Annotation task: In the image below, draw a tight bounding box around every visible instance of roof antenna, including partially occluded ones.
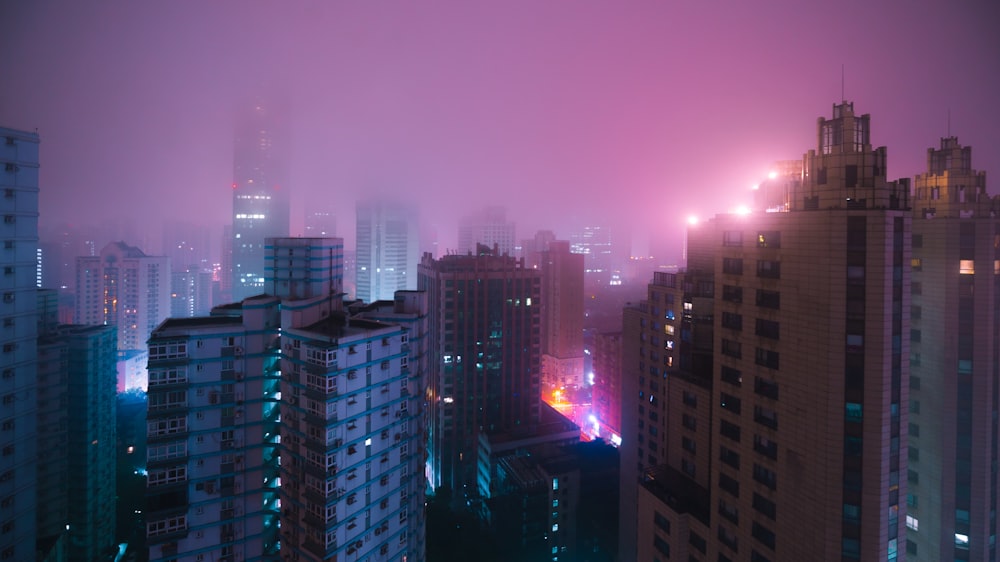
[841,64,845,102]
[947,108,951,137]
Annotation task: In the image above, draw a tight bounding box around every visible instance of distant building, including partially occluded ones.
[539,240,585,389]
[621,102,912,561]
[304,205,337,238]
[520,229,556,269]
[458,206,516,257]
[419,248,541,499]
[355,200,419,303]
[230,103,290,302]
[569,225,616,288]
[76,241,171,353]
[908,136,999,561]
[170,265,213,318]
[0,126,40,562]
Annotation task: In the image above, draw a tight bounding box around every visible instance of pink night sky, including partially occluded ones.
[1,0,999,259]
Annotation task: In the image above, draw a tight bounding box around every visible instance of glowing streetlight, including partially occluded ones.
[734,205,751,216]
[768,170,778,180]
[687,215,699,226]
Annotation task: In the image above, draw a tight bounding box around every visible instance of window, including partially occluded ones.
[720,420,741,442]
[722,258,743,275]
[755,348,779,370]
[721,339,742,359]
[720,393,742,415]
[753,463,777,490]
[756,231,780,248]
[718,473,740,497]
[754,319,779,340]
[720,445,740,469]
[753,434,777,460]
[752,492,776,519]
[721,366,742,386]
[752,522,776,549]
[682,436,696,454]
[754,377,778,400]
[723,231,743,247]
[681,413,697,431]
[722,312,743,331]
[756,260,780,279]
[755,290,780,309]
[754,406,778,430]
[722,285,743,303]
[653,511,671,534]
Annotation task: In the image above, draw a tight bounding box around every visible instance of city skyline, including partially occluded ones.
[1,1,998,258]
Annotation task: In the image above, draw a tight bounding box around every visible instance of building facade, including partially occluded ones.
[37,321,118,562]
[621,102,912,561]
[76,241,171,352]
[908,136,999,561]
[355,200,419,304]
[419,249,541,499]
[539,240,585,390]
[146,238,427,562]
[0,126,39,562]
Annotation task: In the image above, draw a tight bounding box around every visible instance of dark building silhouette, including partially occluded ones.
[419,246,541,499]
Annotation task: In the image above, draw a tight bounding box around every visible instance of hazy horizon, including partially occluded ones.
[3,0,999,263]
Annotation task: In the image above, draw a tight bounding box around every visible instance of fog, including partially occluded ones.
[2,0,999,262]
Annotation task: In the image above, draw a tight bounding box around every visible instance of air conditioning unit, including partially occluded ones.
[234,346,244,356]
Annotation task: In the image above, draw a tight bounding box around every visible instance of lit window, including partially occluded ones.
[552,478,559,491]
[906,515,918,531]
[960,260,975,275]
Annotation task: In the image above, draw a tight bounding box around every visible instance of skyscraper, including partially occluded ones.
[0,126,39,562]
[908,136,998,561]
[230,103,290,302]
[621,102,912,561]
[75,241,171,353]
[355,200,419,303]
[419,248,541,498]
[457,206,516,256]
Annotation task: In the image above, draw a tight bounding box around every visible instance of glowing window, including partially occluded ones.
[960,260,975,274]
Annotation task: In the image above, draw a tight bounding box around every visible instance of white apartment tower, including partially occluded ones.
[0,127,40,562]
[76,241,170,352]
[355,200,419,304]
[146,238,426,562]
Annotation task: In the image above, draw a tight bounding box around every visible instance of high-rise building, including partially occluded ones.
[0,126,39,562]
[621,102,912,561]
[569,225,616,288]
[355,200,419,303]
[170,265,214,318]
[908,136,999,561]
[304,205,336,238]
[419,248,541,498]
[76,241,171,353]
[591,330,623,445]
[146,238,427,562]
[37,318,117,562]
[230,103,290,302]
[539,240,585,389]
[457,206,516,257]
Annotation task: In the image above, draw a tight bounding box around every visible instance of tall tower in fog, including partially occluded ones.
[355,200,419,303]
[0,127,40,562]
[457,206,516,256]
[230,103,290,302]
